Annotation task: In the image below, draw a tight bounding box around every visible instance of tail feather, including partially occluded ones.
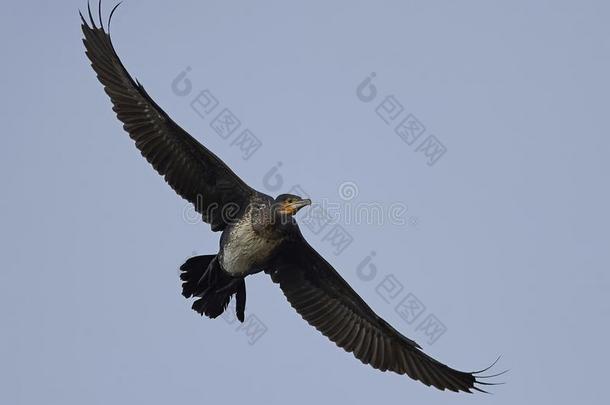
[191,290,232,319]
[180,255,215,298]
[180,254,247,321]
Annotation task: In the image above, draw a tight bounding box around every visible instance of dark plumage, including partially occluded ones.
[81,2,504,394]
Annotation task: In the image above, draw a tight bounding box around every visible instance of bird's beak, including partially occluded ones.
[292,198,312,211]
[285,198,312,214]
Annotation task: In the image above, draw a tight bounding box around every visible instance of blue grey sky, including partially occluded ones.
[1,0,609,404]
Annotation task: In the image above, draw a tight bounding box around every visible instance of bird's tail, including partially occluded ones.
[180,255,246,322]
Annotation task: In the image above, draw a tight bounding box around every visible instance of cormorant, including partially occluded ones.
[81,2,503,393]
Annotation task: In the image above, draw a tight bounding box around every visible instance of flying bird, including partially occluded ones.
[81,2,503,393]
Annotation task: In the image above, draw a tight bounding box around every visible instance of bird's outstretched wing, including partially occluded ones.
[268,231,501,393]
[81,3,254,231]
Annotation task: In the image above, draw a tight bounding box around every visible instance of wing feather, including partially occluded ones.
[268,231,500,393]
[81,3,254,231]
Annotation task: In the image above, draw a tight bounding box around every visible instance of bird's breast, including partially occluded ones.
[220,219,281,276]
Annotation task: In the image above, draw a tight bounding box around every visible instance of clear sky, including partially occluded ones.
[1,1,609,404]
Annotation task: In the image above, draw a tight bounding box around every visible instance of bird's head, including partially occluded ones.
[273,194,312,217]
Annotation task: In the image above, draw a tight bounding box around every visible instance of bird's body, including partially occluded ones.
[81,2,503,394]
[220,214,276,276]
[182,191,309,320]
[218,196,284,277]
